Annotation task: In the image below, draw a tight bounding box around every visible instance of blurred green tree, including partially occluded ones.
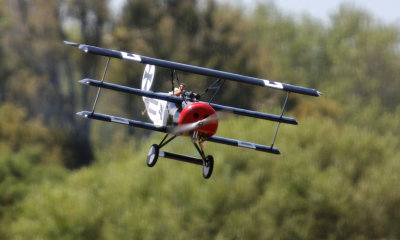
[324,5,400,123]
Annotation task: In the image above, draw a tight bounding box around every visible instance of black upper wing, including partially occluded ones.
[65,41,321,97]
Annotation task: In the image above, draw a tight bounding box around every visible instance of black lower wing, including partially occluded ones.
[207,136,280,154]
[77,111,279,154]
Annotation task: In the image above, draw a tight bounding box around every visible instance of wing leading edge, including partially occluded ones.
[65,41,321,97]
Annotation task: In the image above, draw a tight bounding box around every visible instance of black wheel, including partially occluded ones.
[147,144,159,167]
[203,155,214,179]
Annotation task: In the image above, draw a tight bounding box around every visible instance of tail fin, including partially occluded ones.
[141,64,167,126]
[141,64,155,91]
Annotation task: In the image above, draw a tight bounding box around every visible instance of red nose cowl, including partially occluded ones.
[178,102,218,137]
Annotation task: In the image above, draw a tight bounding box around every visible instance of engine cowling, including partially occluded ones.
[178,102,218,137]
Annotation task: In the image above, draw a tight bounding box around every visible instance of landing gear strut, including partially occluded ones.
[193,139,214,179]
[146,134,214,179]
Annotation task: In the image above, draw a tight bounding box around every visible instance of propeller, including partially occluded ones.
[168,113,219,136]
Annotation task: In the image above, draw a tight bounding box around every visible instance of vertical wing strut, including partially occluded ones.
[271,92,290,148]
[91,57,111,115]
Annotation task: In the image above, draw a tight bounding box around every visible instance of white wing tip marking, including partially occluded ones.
[238,141,257,149]
[263,80,284,89]
[121,52,142,62]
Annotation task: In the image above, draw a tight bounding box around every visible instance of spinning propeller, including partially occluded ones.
[168,113,219,136]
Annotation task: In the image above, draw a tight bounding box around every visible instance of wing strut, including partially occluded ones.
[91,57,111,114]
[170,69,182,93]
[271,92,290,148]
[200,78,226,104]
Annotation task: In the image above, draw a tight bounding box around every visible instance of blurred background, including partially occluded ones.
[1,0,399,239]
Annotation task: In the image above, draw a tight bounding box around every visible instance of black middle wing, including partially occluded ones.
[79,78,298,125]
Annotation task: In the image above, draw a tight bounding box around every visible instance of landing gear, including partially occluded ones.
[147,144,159,167]
[146,134,214,179]
[194,139,214,179]
[147,134,176,168]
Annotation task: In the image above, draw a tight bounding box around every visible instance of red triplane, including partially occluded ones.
[65,41,321,179]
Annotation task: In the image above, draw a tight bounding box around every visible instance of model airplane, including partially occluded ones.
[64,41,321,179]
